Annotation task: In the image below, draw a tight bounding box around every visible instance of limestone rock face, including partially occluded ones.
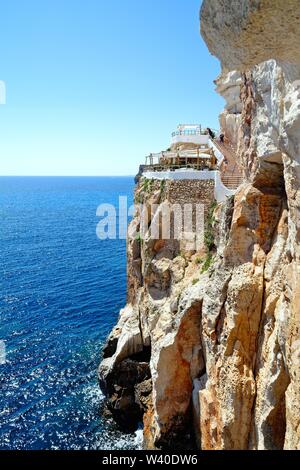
[216,71,242,147]
[99,179,212,447]
[201,0,300,71]
[191,173,285,449]
[199,0,300,451]
[99,0,300,450]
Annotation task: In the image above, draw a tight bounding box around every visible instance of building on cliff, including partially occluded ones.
[99,123,245,448]
[143,123,243,202]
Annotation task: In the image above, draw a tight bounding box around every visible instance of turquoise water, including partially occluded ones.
[0,176,140,449]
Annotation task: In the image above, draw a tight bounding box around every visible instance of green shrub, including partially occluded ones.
[201,253,214,273]
[204,200,217,251]
[142,178,153,193]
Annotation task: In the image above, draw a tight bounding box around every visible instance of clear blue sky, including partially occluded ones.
[0,0,223,176]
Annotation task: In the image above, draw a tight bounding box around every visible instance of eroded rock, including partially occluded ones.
[99,0,300,450]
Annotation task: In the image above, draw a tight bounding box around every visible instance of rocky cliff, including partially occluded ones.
[99,0,300,450]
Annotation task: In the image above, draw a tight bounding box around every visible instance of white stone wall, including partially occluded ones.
[171,134,210,146]
[142,169,236,203]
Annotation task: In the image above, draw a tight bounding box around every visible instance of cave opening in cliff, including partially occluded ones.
[129,345,151,363]
[253,154,285,195]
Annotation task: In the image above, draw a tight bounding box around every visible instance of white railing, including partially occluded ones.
[171,126,219,137]
[172,130,202,137]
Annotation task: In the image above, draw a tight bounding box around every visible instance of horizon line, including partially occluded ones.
[0,174,135,177]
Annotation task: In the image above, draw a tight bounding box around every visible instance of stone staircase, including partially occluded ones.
[212,139,243,190]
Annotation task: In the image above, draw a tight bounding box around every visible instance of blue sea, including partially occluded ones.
[0,176,141,450]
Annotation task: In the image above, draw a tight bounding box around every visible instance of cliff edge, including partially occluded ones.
[99,0,300,450]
